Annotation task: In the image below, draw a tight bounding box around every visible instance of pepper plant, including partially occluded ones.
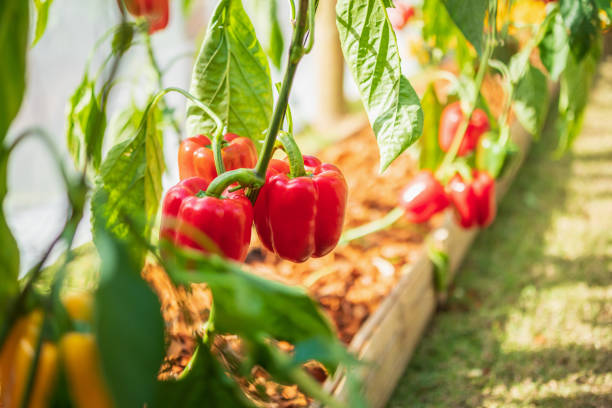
[0,0,609,407]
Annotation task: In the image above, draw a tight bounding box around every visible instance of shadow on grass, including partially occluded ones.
[387,68,612,408]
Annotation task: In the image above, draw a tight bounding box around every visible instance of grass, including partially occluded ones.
[387,61,612,407]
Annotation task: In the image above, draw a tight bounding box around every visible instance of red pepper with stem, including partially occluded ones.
[160,177,254,261]
[178,133,258,183]
[254,133,348,263]
[446,170,496,229]
[472,170,496,227]
[439,101,490,156]
[122,0,170,33]
[399,170,449,223]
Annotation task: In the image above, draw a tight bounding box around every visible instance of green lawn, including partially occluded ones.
[387,61,612,407]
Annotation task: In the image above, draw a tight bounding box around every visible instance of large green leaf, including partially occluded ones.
[560,0,599,61]
[511,61,549,136]
[0,0,28,139]
[94,225,165,408]
[186,0,273,143]
[539,13,570,81]
[32,0,54,46]
[91,105,164,267]
[0,0,28,321]
[169,255,336,347]
[336,0,423,172]
[442,0,487,56]
[153,345,255,408]
[419,84,444,170]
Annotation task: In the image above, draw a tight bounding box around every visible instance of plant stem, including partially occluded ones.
[145,33,183,138]
[248,0,311,202]
[205,168,264,197]
[338,207,404,246]
[277,132,305,177]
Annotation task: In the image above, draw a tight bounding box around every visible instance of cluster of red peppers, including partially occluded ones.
[160,133,348,263]
[399,102,497,229]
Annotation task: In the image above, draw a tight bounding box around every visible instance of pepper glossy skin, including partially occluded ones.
[0,310,58,408]
[254,156,348,263]
[439,102,490,156]
[399,170,449,223]
[60,333,114,408]
[123,0,169,33]
[447,174,478,228]
[178,134,258,182]
[160,177,253,261]
[387,1,415,30]
[472,170,497,227]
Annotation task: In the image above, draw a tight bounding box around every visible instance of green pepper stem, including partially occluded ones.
[277,132,306,177]
[205,168,264,198]
[338,207,404,246]
[248,0,311,202]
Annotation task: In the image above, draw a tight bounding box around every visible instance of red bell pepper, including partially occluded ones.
[122,0,170,34]
[399,170,449,223]
[472,170,496,227]
[160,177,253,261]
[178,133,258,183]
[439,101,490,157]
[387,1,415,31]
[254,156,348,263]
[447,174,478,228]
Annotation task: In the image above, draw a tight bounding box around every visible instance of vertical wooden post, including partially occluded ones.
[313,0,346,131]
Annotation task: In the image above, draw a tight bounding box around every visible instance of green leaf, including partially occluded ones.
[419,84,444,170]
[32,0,54,46]
[511,62,549,136]
[0,0,29,139]
[556,42,600,153]
[94,224,165,408]
[153,345,255,408]
[111,23,134,57]
[65,78,107,170]
[251,0,285,69]
[427,240,449,292]
[538,13,570,81]
[336,0,423,172]
[187,0,273,144]
[92,104,164,267]
[422,0,474,68]
[442,0,488,56]
[169,255,337,346]
[560,0,599,60]
[0,148,19,322]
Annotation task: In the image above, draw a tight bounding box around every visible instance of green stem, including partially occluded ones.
[437,37,495,174]
[145,33,183,138]
[248,0,311,202]
[338,207,404,246]
[205,168,264,197]
[277,132,305,177]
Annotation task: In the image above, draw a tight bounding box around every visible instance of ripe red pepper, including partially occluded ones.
[472,170,496,227]
[447,171,497,229]
[178,133,258,183]
[447,174,478,228]
[160,177,253,261]
[439,102,490,157]
[387,1,415,30]
[122,0,169,34]
[254,156,348,263]
[398,170,449,223]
